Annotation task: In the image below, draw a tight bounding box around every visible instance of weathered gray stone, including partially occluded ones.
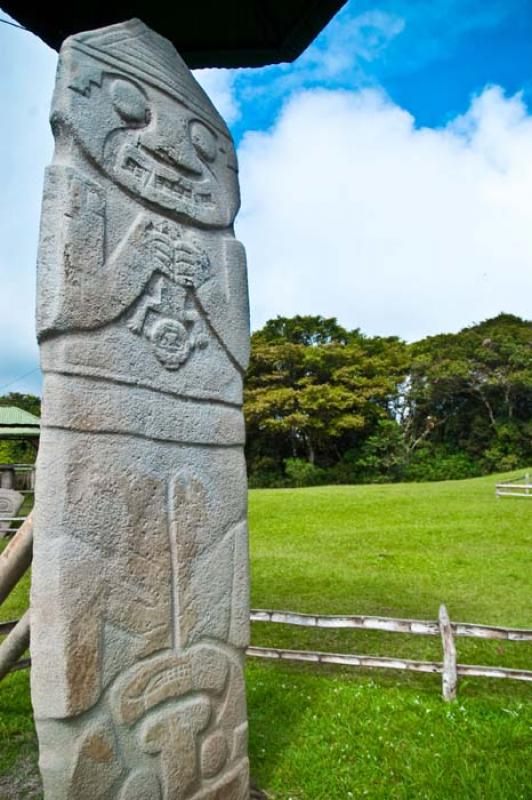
[32,19,250,799]
[0,467,16,491]
[0,488,24,537]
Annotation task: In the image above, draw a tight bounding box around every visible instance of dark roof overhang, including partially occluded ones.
[1,1,347,67]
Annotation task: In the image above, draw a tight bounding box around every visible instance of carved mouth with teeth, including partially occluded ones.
[115,143,217,222]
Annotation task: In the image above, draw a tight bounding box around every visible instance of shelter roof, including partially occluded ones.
[1,2,347,67]
[0,406,40,438]
[0,427,40,438]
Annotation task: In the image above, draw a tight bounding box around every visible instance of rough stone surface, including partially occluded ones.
[0,488,24,537]
[32,19,250,800]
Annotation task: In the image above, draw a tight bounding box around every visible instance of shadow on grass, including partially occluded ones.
[247,659,332,795]
[0,747,41,800]
[0,670,41,800]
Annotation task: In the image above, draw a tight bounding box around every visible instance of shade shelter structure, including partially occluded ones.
[1,1,346,67]
[0,406,40,490]
[0,405,40,444]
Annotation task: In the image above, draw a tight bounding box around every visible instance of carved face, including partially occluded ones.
[54,71,239,228]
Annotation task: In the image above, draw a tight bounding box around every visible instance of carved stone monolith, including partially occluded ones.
[31,19,250,799]
[0,488,24,537]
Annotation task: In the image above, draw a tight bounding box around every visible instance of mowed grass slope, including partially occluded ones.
[247,471,532,799]
[249,472,531,626]
[0,471,531,798]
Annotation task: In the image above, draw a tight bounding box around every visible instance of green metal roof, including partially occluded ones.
[0,427,40,438]
[0,406,40,428]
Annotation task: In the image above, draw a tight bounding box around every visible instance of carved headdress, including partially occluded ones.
[62,18,231,139]
[52,18,239,228]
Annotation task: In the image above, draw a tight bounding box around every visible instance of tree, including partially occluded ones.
[0,392,41,417]
[244,316,408,481]
[404,314,532,471]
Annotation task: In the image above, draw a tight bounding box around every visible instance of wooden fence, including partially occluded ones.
[0,517,29,534]
[1,517,531,700]
[496,473,532,498]
[0,515,32,682]
[248,607,532,701]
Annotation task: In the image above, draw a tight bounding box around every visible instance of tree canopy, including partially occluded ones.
[244,313,531,486]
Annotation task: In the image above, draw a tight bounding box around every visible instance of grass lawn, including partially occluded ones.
[1,471,531,798]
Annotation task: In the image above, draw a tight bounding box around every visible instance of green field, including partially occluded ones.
[1,471,531,798]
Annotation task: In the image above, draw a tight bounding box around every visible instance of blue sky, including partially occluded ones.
[0,1,531,395]
[223,0,532,138]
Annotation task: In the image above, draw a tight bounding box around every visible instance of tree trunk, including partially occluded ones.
[306,436,315,465]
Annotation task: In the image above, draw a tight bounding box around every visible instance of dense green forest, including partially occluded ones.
[1,313,530,485]
[245,313,531,486]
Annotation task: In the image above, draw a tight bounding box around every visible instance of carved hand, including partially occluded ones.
[171,239,210,288]
[143,228,210,289]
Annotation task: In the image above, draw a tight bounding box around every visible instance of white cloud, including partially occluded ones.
[0,18,56,394]
[301,9,405,77]
[194,68,240,124]
[237,85,532,339]
[225,9,405,109]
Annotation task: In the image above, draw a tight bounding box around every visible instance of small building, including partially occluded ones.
[0,406,40,490]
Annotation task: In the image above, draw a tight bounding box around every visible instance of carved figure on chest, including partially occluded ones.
[38,21,249,389]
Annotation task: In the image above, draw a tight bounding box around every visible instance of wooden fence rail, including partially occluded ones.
[2,605,532,698]
[249,605,532,700]
[1,516,531,700]
[247,646,532,682]
[496,473,531,498]
[250,609,532,641]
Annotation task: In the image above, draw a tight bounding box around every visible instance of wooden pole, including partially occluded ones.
[0,610,30,682]
[0,512,33,606]
[439,604,457,701]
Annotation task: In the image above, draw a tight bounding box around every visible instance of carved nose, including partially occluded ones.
[139,109,205,177]
[165,139,203,176]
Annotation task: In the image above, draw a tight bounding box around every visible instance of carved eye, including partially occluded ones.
[189,120,217,163]
[111,79,149,125]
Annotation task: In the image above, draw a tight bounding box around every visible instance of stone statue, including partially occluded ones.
[0,488,24,537]
[31,19,250,799]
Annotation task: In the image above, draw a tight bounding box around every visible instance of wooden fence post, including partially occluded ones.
[439,604,457,701]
